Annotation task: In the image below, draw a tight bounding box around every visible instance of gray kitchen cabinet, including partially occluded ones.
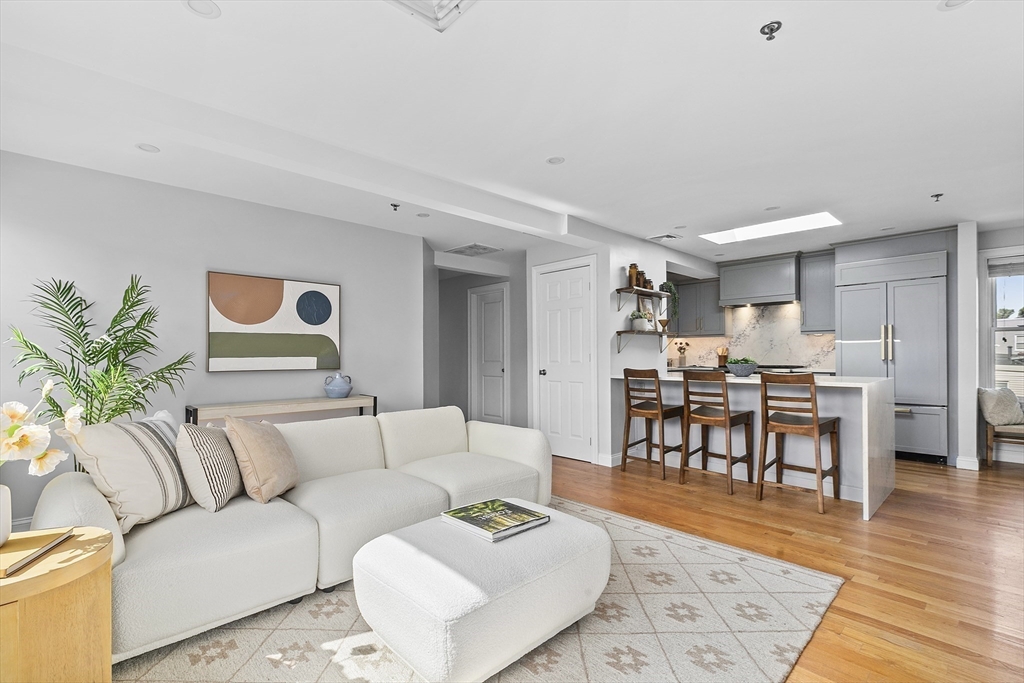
[799,251,835,333]
[672,279,727,337]
[718,253,799,306]
[836,271,948,456]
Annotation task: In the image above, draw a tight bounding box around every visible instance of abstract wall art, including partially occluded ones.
[207,271,340,371]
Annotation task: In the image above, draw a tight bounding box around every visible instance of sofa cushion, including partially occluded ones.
[68,410,193,533]
[377,406,468,469]
[276,415,384,483]
[282,469,449,588]
[175,423,243,512]
[224,417,299,503]
[398,452,540,508]
[112,496,318,662]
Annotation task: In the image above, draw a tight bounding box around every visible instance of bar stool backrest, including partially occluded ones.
[760,372,820,425]
[623,368,663,412]
[681,370,731,418]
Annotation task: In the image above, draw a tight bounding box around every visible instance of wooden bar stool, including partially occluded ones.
[755,373,840,514]
[679,370,754,495]
[620,369,683,480]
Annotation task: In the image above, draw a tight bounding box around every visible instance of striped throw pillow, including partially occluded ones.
[69,410,194,533]
[176,423,244,512]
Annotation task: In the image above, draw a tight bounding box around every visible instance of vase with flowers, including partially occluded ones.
[0,380,83,546]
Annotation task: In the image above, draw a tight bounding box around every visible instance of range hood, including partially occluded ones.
[717,253,800,307]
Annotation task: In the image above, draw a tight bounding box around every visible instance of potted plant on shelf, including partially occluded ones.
[658,281,679,319]
[725,357,759,377]
[630,309,654,331]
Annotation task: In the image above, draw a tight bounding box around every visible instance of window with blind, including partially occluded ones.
[988,254,1024,398]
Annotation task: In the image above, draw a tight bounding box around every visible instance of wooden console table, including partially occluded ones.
[0,527,113,683]
[185,394,377,424]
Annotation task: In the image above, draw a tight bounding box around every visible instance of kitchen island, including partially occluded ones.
[611,374,895,520]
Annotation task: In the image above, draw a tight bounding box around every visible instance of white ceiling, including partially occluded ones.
[1,0,1021,261]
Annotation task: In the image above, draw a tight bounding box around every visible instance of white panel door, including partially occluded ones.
[537,265,593,461]
[469,284,509,424]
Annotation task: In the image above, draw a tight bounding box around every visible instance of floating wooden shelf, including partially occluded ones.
[615,287,670,312]
[616,330,670,353]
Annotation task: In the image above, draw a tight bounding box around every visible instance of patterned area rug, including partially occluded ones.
[114,496,843,683]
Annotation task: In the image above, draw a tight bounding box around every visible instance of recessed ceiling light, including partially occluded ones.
[182,0,221,19]
[714,253,725,257]
[416,213,430,218]
[880,226,896,232]
[135,143,160,153]
[937,0,974,10]
[545,156,565,165]
[764,206,781,211]
[699,211,842,245]
[672,225,687,230]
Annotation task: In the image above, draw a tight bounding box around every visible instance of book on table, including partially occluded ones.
[441,499,550,542]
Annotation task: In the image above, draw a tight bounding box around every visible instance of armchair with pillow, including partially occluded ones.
[978,387,1024,466]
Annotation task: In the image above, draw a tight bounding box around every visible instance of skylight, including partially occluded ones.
[699,212,842,245]
[384,0,477,32]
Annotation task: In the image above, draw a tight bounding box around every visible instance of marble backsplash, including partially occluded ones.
[670,303,835,369]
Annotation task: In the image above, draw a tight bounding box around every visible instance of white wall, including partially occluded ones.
[0,153,426,521]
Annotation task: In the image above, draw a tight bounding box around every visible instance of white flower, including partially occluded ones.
[1,424,51,461]
[28,448,68,476]
[1,402,31,433]
[63,405,84,435]
[40,379,54,399]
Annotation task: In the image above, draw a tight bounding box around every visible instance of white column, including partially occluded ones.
[956,221,979,470]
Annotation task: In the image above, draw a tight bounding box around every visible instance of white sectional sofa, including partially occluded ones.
[30,406,551,663]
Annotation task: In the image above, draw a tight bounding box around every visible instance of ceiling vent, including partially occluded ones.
[444,243,503,257]
[384,0,477,32]
[647,234,681,242]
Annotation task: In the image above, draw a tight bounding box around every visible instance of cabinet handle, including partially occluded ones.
[888,324,894,361]
[880,325,886,360]
[895,407,912,414]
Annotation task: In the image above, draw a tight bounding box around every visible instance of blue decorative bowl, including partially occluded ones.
[726,363,758,377]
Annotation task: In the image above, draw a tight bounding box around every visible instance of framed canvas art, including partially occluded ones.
[207,271,340,371]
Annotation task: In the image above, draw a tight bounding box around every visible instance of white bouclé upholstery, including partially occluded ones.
[277,415,385,482]
[112,496,318,662]
[399,452,539,508]
[32,472,127,567]
[282,469,449,588]
[353,499,611,683]
[377,406,469,469]
[467,421,553,505]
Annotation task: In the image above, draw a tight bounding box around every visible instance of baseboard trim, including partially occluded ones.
[955,456,980,471]
[12,516,32,533]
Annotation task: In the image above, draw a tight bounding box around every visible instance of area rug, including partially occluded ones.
[113,496,843,683]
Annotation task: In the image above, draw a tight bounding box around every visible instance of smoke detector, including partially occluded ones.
[444,243,503,257]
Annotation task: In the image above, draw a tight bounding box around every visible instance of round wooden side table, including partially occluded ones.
[0,526,113,683]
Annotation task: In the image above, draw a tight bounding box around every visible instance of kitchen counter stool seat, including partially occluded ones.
[620,369,683,480]
[756,373,840,514]
[679,370,754,495]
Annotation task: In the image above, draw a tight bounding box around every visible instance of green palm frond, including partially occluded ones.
[8,276,194,425]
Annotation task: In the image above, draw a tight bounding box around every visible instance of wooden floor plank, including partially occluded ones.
[552,456,1024,683]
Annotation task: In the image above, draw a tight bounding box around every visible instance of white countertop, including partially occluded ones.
[612,374,891,388]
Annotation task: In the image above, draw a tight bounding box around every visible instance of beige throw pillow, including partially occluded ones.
[978,387,1024,426]
[69,410,193,533]
[224,417,299,503]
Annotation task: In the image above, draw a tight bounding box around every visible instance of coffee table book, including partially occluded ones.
[441,499,549,542]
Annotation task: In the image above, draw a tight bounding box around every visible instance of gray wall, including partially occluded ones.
[0,153,426,521]
[422,241,440,408]
[835,229,959,457]
[979,226,1024,250]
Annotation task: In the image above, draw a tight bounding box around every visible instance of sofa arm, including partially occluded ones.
[31,472,125,567]
[467,422,552,505]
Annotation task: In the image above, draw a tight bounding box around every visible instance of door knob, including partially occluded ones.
[539,369,547,375]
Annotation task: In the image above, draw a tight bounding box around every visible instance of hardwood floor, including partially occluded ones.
[552,456,1024,683]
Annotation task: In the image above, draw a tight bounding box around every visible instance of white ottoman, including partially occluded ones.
[352,498,611,683]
